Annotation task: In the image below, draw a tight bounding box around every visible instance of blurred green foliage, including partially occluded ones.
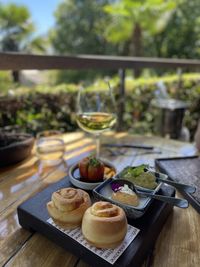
[50,0,118,83]
[0,3,34,52]
[50,0,200,83]
[104,0,176,56]
[0,72,13,93]
[0,3,47,53]
[0,3,48,83]
[147,0,200,58]
[0,73,199,140]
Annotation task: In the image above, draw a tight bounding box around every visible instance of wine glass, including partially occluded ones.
[76,81,117,158]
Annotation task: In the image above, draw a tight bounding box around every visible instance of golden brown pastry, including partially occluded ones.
[82,201,127,249]
[112,191,139,206]
[47,187,91,229]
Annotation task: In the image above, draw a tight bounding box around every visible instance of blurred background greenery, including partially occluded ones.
[0,0,200,140]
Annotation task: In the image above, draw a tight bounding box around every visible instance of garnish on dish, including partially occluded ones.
[111,183,139,206]
[119,164,157,190]
[79,156,104,182]
[78,156,115,182]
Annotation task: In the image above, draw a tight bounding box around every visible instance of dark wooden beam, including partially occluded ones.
[0,52,200,70]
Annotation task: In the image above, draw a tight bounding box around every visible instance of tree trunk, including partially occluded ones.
[12,70,20,83]
[2,40,20,83]
[130,23,143,77]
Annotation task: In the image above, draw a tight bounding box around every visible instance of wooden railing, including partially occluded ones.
[1,52,200,127]
[1,52,200,70]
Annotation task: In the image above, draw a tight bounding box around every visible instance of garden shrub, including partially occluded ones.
[0,72,13,94]
[0,73,199,140]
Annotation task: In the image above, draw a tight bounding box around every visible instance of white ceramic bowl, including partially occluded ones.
[68,158,116,190]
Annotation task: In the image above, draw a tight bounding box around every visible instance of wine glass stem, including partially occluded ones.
[95,134,100,158]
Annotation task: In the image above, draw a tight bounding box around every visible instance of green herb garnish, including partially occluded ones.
[89,156,101,166]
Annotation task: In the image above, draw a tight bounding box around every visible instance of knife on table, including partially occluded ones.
[102,143,154,150]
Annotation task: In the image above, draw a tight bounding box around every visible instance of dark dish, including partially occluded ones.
[0,133,34,167]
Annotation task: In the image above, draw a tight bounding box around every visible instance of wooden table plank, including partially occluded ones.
[4,233,78,267]
[0,132,199,267]
[76,261,90,267]
[153,197,200,267]
[0,212,31,266]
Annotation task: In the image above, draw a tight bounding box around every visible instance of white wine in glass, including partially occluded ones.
[76,82,117,157]
[76,112,116,134]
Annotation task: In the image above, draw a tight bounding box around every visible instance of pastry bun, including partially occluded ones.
[82,201,127,248]
[47,187,91,229]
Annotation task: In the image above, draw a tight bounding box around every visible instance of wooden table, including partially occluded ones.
[0,132,200,267]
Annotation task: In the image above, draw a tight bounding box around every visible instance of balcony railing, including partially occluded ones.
[1,52,200,70]
[1,52,200,128]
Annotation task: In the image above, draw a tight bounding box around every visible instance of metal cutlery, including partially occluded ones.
[102,143,154,150]
[146,167,196,194]
[155,176,196,194]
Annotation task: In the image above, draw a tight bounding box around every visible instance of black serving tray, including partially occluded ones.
[155,156,200,213]
[17,177,175,267]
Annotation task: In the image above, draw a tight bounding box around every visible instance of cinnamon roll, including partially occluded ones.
[47,187,91,229]
[82,201,127,248]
